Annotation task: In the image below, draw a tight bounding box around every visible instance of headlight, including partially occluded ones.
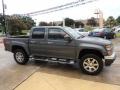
[105,45,112,51]
[105,45,113,55]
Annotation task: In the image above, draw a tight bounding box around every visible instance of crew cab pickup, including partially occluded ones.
[4,26,116,75]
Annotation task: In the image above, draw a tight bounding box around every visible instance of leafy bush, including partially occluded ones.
[84,26,93,31]
[116,33,120,38]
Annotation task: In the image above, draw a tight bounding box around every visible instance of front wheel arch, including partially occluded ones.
[79,49,104,59]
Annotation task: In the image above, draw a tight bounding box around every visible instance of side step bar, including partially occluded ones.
[31,57,75,65]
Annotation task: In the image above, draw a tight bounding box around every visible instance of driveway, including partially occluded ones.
[0,38,120,90]
[0,46,39,90]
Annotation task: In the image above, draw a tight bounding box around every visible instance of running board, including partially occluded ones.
[32,57,75,65]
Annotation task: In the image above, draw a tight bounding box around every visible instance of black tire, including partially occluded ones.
[113,34,116,39]
[104,36,107,39]
[13,49,29,65]
[79,54,103,75]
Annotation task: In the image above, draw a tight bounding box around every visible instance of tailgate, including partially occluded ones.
[3,37,12,51]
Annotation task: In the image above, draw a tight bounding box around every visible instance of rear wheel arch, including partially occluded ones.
[12,45,28,55]
[12,45,29,65]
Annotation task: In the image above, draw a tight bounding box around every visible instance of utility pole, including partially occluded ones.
[94,9,100,27]
[63,18,65,27]
[94,9,104,28]
[2,0,6,34]
[99,10,103,28]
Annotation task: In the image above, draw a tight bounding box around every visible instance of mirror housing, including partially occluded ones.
[64,36,72,42]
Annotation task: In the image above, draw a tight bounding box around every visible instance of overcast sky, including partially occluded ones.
[0,0,120,23]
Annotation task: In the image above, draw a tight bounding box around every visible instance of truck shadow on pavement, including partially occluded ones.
[28,60,120,86]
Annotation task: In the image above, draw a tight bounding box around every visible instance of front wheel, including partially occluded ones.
[13,49,29,65]
[79,54,103,75]
[104,36,107,39]
[113,34,116,39]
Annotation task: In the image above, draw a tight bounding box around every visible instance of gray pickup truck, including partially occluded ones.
[4,26,116,75]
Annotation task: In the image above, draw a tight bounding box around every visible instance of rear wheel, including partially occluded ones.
[79,54,103,75]
[13,49,29,65]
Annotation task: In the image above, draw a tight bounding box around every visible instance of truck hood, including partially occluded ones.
[78,36,112,45]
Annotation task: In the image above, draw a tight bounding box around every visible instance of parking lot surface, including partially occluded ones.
[0,38,120,90]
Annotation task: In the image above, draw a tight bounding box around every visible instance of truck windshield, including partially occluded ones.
[64,27,84,39]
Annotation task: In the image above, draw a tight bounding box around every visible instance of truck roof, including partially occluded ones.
[32,26,64,29]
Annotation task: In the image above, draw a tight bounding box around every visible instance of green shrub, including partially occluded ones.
[116,33,120,38]
[84,26,93,31]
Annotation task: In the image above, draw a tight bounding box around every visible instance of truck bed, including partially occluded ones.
[10,35,29,38]
[4,36,29,52]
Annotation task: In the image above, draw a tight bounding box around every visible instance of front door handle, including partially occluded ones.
[30,41,36,44]
[48,42,53,44]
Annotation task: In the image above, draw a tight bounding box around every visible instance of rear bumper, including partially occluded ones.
[104,52,116,66]
[89,35,104,38]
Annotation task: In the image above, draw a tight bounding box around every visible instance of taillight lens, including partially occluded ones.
[100,32,104,35]
[97,32,103,35]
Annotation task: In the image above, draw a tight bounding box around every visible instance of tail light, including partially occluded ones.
[97,32,104,35]
[100,32,104,35]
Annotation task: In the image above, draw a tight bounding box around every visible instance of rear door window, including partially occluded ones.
[32,28,45,39]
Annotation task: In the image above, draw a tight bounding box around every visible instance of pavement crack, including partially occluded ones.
[12,68,39,90]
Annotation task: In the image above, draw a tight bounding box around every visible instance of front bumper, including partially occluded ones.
[104,52,116,66]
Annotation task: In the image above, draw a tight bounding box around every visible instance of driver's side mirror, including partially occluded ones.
[64,35,72,42]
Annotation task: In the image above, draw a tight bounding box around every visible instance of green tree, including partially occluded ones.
[6,15,35,35]
[39,22,48,26]
[48,22,56,26]
[86,17,97,27]
[65,18,74,27]
[12,14,35,29]
[0,14,4,26]
[0,14,35,35]
[116,16,120,25]
[21,16,35,29]
[7,16,27,35]
[0,14,5,33]
[105,16,116,28]
[75,21,84,28]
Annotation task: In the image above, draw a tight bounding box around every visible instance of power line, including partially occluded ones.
[25,0,81,15]
[23,0,97,16]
